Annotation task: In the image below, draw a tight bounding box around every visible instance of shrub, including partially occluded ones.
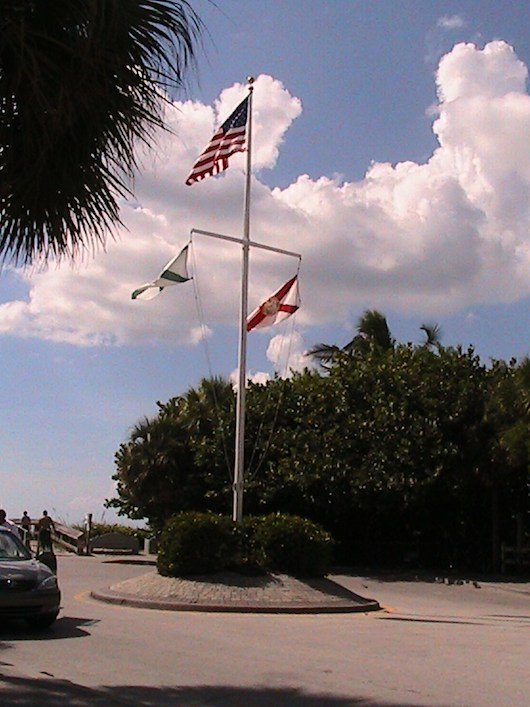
[157,512,238,577]
[234,516,266,571]
[94,523,150,541]
[157,512,334,578]
[253,513,334,577]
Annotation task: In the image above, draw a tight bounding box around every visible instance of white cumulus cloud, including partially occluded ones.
[266,331,312,378]
[2,44,530,347]
[230,328,311,386]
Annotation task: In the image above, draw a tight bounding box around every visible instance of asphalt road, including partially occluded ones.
[0,555,529,706]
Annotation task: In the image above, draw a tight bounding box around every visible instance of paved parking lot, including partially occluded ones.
[0,554,529,705]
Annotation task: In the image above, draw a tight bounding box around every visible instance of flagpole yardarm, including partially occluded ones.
[191,228,302,260]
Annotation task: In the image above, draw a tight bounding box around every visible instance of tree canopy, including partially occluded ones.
[108,315,530,571]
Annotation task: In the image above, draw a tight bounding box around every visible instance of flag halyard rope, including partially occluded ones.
[189,238,234,483]
[246,306,302,482]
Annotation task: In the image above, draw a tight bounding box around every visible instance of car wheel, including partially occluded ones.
[26,612,59,629]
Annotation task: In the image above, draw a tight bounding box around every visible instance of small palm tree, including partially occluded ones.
[309,309,394,367]
[353,309,394,352]
[0,0,201,265]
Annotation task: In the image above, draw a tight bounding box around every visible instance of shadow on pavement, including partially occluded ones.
[379,616,485,626]
[0,674,426,706]
[102,558,156,566]
[334,567,530,584]
[304,577,377,604]
[0,616,98,641]
[486,613,530,619]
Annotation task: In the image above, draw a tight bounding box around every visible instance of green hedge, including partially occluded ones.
[158,512,334,578]
[253,513,334,577]
[157,512,238,577]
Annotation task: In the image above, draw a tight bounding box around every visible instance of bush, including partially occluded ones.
[157,512,238,577]
[253,513,334,577]
[95,523,151,541]
[234,516,267,571]
[157,512,334,578]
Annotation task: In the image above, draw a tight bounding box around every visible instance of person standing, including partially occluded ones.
[0,509,21,539]
[37,510,56,553]
[20,511,32,548]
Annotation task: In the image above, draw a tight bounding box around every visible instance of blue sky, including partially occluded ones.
[2,0,530,525]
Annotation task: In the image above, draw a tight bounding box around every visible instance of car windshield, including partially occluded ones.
[0,531,31,560]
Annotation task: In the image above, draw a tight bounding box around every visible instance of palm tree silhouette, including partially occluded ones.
[0,1,201,265]
[310,310,444,367]
[309,309,394,367]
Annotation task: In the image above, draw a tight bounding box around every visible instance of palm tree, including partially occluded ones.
[353,309,394,352]
[0,0,201,265]
[309,309,394,367]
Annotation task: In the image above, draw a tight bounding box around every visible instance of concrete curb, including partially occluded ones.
[90,587,380,614]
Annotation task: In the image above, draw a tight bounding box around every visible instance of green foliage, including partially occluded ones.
[327,344,493,566]
[253,514,334,577]
[109,312,530,573]
[484,357,530,555]
[86,523,150,542]
[106,378,235,532]
[236,516,266,569]
[156,512,333,578]
[157,512,238,577]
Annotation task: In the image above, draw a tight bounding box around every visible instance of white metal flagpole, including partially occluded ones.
[233,77,254,523]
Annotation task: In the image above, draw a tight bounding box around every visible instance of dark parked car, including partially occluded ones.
[0,528,61,628]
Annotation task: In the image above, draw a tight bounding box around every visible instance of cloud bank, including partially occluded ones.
[2,43,530,347]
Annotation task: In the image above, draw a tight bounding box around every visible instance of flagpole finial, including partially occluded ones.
[247,76,254,88]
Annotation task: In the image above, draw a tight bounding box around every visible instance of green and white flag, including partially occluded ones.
[132,245,191,300]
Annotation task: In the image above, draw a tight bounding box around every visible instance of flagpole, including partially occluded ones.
[182,78,300,522]
[232,77,254,524]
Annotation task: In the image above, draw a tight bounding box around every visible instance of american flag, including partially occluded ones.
[185,95,249,186]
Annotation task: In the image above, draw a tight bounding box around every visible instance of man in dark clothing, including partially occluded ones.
[20,511,32,548]
[37,510,56,553]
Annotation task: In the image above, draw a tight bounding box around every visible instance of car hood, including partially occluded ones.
[0,558,55,581]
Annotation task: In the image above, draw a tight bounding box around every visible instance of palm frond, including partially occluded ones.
[307,343,343,366]
[0,0,201,265]
[420,323,442,349]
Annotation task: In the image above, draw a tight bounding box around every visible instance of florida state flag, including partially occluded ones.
[247,276,300,332]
